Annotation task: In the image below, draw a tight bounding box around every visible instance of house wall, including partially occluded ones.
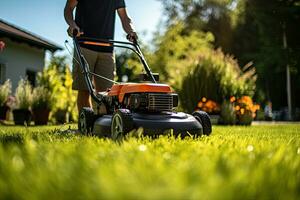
[0,37,45,90]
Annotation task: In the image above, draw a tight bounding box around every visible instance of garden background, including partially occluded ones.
[1,0,300,124]
[0,1,300,199]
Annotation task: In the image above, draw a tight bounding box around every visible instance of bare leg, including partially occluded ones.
[77,90,92,112]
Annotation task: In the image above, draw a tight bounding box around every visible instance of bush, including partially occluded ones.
[32,86,53,110]
[14,79,33,110]
[220,101,237,125]
[37,63,77,123]
[234,96,260,125]
[151,22,256,113]
[219,96,260,125]
[179,49,256,112]
[0,80,11,107]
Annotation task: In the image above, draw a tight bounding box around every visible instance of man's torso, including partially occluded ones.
[75,0,125,52]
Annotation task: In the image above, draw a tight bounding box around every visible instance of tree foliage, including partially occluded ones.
[151,22,256,112]
[115,41,154,83]
[159,0,300,110]
[159,0,236,52]
[151,22,214,84]
[231,0,300,109]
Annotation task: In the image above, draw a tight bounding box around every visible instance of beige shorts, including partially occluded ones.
[72,47,115,91]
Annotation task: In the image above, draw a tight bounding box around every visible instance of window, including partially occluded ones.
[26,70,37,87]
[0,64,6,84]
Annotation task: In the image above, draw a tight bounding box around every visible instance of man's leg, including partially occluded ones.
[77,90,92,112]
[94,52,115,92]
[72,47,97,112]
[94,52,115,114]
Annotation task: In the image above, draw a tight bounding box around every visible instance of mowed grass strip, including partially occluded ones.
[0,125,299,200]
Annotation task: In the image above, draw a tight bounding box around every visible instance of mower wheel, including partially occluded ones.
[193,111,212,135]
[78,107,95,135]
[111,109,134,141]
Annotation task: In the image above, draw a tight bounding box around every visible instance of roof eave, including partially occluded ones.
[0,30,62,52]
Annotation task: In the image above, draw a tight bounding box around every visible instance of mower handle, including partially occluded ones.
[73,29,137,51]
[71,30,157,104]
[72,30,157,84]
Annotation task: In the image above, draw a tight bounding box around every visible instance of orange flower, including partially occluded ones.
[198,102,203,108]
[230,96,236,103]
[196,98,220,114]
[234,96,260,119]
[240,108,245,115]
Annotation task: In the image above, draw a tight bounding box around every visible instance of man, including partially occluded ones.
[64,0,137,113]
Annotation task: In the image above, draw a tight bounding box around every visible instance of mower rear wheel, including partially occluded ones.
[111,109,134,141]
[78,107,95,135]
[193,111,212,136]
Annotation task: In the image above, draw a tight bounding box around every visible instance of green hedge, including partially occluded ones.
[179,49,256,113]
[151,22,256,113]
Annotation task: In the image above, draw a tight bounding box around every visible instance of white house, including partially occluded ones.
[0,18,62,90]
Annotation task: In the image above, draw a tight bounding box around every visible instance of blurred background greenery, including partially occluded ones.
[115,0,300,121]
[0,0,299,124]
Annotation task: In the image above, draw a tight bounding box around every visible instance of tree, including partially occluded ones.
[151,22,256,112]
[159,0,236,52]
[232,0,300,110]
[159,0,300,112]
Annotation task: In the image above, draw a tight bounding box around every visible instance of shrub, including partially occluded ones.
[32,86,53,110]
[234,96,260,125]
[62,67,78,122]
[37,64,77,123]
[151,22,256,113]
[0,80,11,107]
[179,49,256,113]
[219,96,260,125]
[14,79,33,110]
[220,101,237,125]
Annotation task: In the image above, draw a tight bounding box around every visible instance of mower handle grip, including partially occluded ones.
[73,29,79,38]
[132,37,138,45]
[126,33,138,45]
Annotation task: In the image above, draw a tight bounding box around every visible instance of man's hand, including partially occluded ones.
[67,24,83,37]
[126,31,138,43]
[64,0,82,37]
[117,8,138,43]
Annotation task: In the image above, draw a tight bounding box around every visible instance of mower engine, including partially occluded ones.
[124,93,179,112]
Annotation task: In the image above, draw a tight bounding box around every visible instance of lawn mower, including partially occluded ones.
[72,32,212,140]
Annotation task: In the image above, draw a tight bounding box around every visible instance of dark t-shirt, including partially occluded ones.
[75,0,126,52]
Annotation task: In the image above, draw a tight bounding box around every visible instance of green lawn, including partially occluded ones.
[0,124,300,200]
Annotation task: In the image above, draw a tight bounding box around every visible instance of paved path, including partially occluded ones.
[252,121,300,125]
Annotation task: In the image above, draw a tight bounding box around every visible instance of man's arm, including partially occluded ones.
[64,0,82,37]
[117,8,138,42]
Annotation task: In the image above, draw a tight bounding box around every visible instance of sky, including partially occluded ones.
[0,0,163,60]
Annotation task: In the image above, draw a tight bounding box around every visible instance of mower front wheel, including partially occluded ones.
[111,109,134,141]
[78,107,95,135]
[193,111,212,136]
